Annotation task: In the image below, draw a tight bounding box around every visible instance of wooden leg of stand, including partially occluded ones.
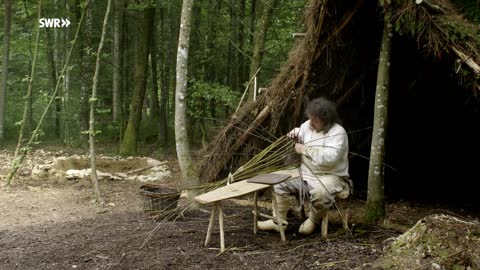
[339,206,349,230]
[299,203,306,220]
[218,202,225,252]
[205,204,217,247]
[253,191,258,235]
[321,212,329,238]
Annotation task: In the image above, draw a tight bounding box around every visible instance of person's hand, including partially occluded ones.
[287,128,300,139]
[294,143,304,154]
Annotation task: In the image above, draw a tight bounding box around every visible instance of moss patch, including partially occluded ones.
[371,214,480,269]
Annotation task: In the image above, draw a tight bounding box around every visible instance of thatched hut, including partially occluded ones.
[200,0,480,205]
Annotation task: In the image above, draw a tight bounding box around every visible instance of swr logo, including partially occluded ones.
[39,18,71,28]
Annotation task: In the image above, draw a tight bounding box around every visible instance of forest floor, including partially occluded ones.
[0,145,479,270]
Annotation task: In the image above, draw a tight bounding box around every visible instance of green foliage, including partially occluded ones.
[379,0,391,7]
[260,0,306,86]
[126,0,157,11]
[451,0,480,22]
[187,79,239,120]
[187,0,305,89]
[1,0,307,147]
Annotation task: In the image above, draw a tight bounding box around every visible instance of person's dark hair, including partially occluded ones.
[305,97,338,133]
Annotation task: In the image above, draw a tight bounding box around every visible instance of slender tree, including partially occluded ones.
[112,0,124,124]
[158,6,168,145]
[159,2,180,146]
[248,0,278,101]
[120,10,130,143]
[175,0,197,182]
[75,0,93,146]
[21,0,34,136]
[366,1,392,223]
[238,0,247,85]
[62,0,71,143]
[142,88,148,123]
[45,27,61,138]
[149,29,161,131]
[119,6,155,155]
[227,0,239,91]
[53,0,63,140]
[191,0,202,75]
[0,0,12,140]
[249,0,256,45]
[89,0,112,203]
[205,0,220,82]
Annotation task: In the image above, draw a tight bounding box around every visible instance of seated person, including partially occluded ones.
[258,97,351,235]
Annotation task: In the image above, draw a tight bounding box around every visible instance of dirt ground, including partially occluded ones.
[1,147,479,270]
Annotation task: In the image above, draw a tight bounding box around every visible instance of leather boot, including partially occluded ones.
[258,194,289,232]
[299,208,327,235]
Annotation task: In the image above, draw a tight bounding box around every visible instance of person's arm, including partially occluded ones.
[287,128,300,138]
[287,121,309,142]
[302,131,347,168]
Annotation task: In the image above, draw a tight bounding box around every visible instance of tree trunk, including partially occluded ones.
[142,88,148,123]
[192,0,202,75]
[119,7,154,156]
[248,0,277,101]
[120,13,129,144]
[227,0,238,89]
[21,0,34,136]
[62,0,71,144]
[175,0,197,183]
[238,0,246,85]
[75,0,93,147]
[158,6,168,145]
[54,0,63,140]
[205,0,219,82]
[112,0,124,124]
[89,0,111,203]
[0,0,12,140]
[159,2,180,146]
[150,30,160,132]
[249,0,256,45]
[365,3,392,224]
[45,28,61,138]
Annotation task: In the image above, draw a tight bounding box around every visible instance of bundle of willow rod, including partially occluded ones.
[186,135,300,192]
[231,135,300,180]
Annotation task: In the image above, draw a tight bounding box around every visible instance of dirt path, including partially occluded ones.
[0,177,392,270]
[0,191,386,270]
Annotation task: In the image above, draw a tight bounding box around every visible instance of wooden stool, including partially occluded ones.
[320,187,350,238]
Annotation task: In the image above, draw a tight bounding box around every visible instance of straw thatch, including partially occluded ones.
[199,0,480,183]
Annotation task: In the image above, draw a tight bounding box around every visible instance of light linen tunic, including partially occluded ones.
[297,121,349,187]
